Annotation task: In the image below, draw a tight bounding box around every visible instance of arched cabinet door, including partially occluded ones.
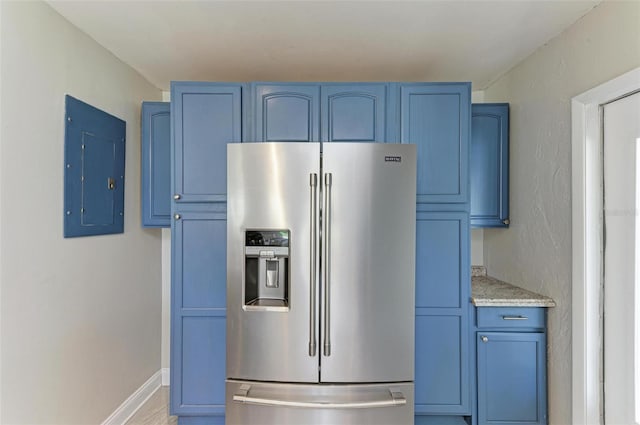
[252,83,320,142]
[321,84,388,143]
[470,103,510,227]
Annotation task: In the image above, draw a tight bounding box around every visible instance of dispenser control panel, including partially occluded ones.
[246,230,289,247]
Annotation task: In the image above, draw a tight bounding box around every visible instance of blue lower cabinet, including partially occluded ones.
[415,211,470,415]
[476,331,547,425]
[171,210,227,416]
[415,314,469,414]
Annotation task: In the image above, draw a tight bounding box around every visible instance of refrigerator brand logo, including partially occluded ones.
[385,156,402,163]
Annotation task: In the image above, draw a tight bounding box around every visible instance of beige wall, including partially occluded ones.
[0,2,162,424]
[482,1,640,424]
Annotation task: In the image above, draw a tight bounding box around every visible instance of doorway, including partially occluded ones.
[603,91,640,425]
[572,67,640,425]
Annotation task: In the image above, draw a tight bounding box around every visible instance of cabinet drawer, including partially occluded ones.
[476,307,544,329]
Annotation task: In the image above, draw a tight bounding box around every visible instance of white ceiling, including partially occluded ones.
[47,0,601,91]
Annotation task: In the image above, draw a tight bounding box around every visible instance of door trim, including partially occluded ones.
[571,66,640,425]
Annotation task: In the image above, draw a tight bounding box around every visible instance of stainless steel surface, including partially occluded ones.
[320,143,416,383]
[481,336,489,342]
[501,315,528,320]
[322,172,332,357]
[227,143,320,383]
[226,380,414,425]
[227,142,416,422]
[309,173,318,357]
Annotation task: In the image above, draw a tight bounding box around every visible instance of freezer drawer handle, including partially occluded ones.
[309,173,318,357]
[323,173,332,357]
[232,385,406,409]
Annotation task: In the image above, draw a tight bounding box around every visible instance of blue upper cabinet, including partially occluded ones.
[172,82,243,203]
[252,83,390,143]
[141,102,170,227]
[471,103,509,227]
[321,84,388,142]
[252,83,320,142]
[399,83,470,204]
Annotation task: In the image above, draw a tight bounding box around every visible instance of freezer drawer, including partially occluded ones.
[226,379,414,425]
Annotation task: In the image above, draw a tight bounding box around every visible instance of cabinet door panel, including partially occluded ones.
[477,332,546,425]
[253,84,320,142]
[471,104,509,227]
[322,84,387,142]
[400,84,470,203]
[171,210,227,416]
[416,315,461,405]
[415,314,469,414]
[179,218,226,309]
[172,83,242,202]
[416,216,463,308]
[181,316,226,406]
[141,102,170,227]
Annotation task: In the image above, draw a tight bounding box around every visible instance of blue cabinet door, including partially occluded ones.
[321,84,388,142]
[477,332,547,425]
[252,83,320,142]
[400,83,470,203]
[141,102,171,227]
[170,210,227,416]
[415,212,470,414]
[172,83,243,203]
[471,103,509,227]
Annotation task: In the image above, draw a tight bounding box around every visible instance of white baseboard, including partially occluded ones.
[101,370,162,425]
[161,368,170,386]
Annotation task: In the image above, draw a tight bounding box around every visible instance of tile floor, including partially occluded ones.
[125,386,177,425]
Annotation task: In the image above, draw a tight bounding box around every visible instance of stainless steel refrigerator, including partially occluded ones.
[226,142,416,424]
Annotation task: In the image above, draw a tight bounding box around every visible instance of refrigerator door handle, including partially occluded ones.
[323,172,332,357]
[232,385,407,409]
[309,173,318,357]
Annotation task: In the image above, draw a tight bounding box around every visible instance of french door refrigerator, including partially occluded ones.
[226,142,416,424]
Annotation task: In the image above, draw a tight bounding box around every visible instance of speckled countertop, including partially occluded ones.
[471,266,556,307]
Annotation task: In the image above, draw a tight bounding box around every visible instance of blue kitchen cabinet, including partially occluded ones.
[166,80,471,423]
[171,210,227,417]
[171,82,244,203]
[252,83,320,142]
[252,83,390,142]
[415,211,470,415]
[321,84,389,142]
[400,83,470,204]
[476,307,547,425]
[141,102,171,227]
[471,104,509,227]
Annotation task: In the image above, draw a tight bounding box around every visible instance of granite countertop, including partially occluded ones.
[471,266,556,307]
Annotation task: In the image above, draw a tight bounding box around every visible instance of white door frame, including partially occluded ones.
[572,67,640,425]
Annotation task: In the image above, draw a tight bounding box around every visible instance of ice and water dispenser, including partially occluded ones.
[244,230,289,309]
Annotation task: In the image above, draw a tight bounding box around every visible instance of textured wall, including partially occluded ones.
[482,2,640,424]
[0,2,162,424]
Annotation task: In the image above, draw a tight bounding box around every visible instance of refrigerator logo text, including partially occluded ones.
[385,156,402,163]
